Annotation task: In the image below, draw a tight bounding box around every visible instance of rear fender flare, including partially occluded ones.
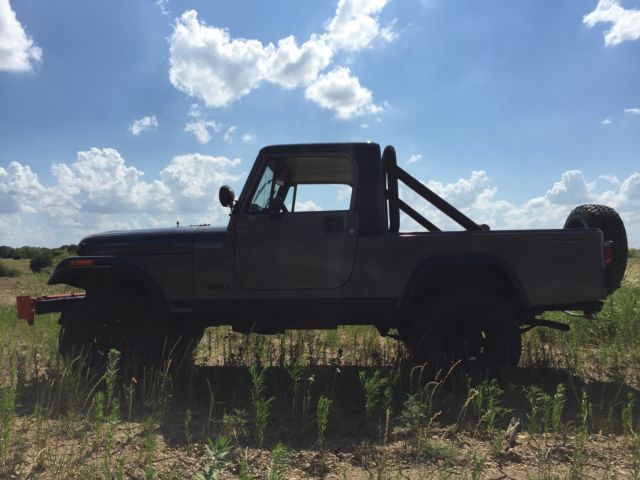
[398,255,529,313]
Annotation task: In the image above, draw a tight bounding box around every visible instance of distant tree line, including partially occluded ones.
[0,245,78,273]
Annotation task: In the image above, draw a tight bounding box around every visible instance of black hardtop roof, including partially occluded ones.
[260,142,381,158]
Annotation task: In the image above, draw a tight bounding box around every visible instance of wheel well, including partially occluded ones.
[401,261,526,312]
[50,265,169,314]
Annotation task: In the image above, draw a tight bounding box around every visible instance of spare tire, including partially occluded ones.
[564,204,628,293]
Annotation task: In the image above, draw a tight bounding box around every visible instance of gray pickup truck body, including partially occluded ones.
[23,142,625,369]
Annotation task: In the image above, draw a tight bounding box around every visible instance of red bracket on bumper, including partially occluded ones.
[16,292,86,326]
[16,296,35,325]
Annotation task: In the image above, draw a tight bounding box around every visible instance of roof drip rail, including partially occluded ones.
[382,145,483,232]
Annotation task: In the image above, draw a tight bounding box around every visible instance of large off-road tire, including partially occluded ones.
[58,290,203,370]
[564,204,628,293]
[403,288,522,376]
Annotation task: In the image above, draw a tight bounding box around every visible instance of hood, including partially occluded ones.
[79,227,219,256]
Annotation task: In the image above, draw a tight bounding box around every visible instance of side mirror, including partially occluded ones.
[218,185,235,209]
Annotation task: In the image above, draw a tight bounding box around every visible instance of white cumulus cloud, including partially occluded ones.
[295,200,322,212]
[185,120,220,144]
[129,115,158,135]
[0,148,242,245]
[169,10,273,108]
[159,153,241,212]
[599,174,620,185]
[267,35,333,89]
[624,108,640,116]
[325,0,392,51]
[156,0,169,16]
[584,0,640,45]
[0,0,42,72]
[0,161,46,213]
[241,132,256,144]
[407,154,422,165]
[184,104,221,144]
[426,170,491,209]
[545,170,595,205]
[168,0,394,118]
[223,126,237,143]
[304,67,382,119]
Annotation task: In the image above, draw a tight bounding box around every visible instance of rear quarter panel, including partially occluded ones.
[343,228,607,307]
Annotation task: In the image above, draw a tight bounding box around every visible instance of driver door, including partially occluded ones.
[234,154,359,291]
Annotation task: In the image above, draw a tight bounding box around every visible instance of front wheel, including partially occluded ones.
[402,288,522,376]
[58,290,203,370]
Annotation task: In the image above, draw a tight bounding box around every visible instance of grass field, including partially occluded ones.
[0,258,638,479]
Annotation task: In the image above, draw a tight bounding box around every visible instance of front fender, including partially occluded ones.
[49,256,170,314]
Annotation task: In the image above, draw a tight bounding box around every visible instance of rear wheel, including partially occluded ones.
[58,289,203,370]
[403,288,521,376]
[564,204,628,293]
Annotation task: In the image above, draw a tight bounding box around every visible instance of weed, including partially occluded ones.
[89,349,121,477]
[206,379,216,439]
[124,376,136,422]
[197,436,231,480]
[267,442,290,480]
[382,382,393,445]
[286,364,305,419]
[412,437,459,465]
[400,394,428,432]
[473,379,507,435]
[456,385,479,432]
[358,369,387,422]
[0,371,17,463]
[551,383,566,434]
[184,408,193,454]
[526,385,552,436]
[239,453,254,480]
[568,428,588,480]
[622,393,636,436]
[142,415,159,480]
[470,453,486,480]
[249,365,274,448]
[632,438,640,480]
[302,373,315,431]
[578,390,592,430]
[316,395,332,449]
[223,408,249,444]
[492,430,506,456]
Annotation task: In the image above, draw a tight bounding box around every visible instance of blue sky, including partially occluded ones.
[0,0,639,247]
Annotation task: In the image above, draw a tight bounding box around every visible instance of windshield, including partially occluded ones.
[249,165,275,212]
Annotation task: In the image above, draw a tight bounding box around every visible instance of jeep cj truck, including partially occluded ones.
[17,143,629,371]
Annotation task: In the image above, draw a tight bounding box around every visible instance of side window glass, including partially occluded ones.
[292,184,352,212]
